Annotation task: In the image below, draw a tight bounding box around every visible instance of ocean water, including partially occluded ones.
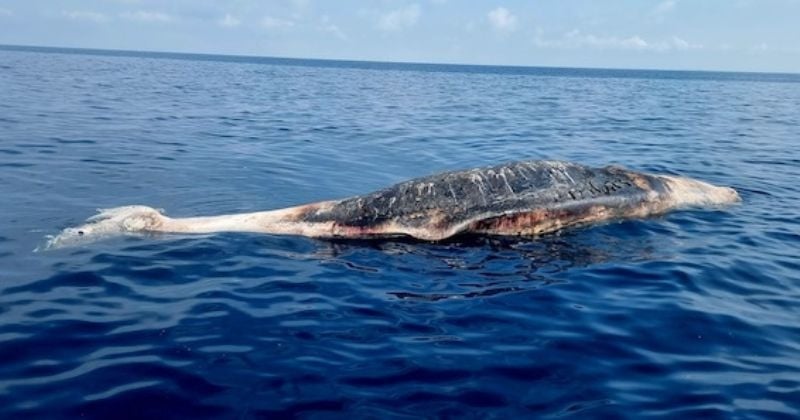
[1,45,799,418]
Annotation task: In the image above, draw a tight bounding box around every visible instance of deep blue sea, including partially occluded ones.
[1,45,799,418]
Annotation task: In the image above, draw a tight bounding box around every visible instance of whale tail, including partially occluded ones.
[40,205,167,250]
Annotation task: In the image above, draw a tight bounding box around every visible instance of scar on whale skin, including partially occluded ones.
[42,160,740,249]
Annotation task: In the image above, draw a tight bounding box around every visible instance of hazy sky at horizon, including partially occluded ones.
[1,0,799,73]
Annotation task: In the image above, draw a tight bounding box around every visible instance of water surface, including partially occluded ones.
[1,46,799,418]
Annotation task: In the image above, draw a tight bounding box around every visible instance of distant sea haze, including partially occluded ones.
[0,45,798,418]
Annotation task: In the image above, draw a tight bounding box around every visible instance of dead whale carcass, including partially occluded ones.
[45,160,740,248]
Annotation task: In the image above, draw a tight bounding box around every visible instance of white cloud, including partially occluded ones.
[653,0,677,15]
[120,10,173,23]
[534,30,648,50]
[291,0,311,12]
[669,36,692,50]
[649,0,678,22]
[378,4,420,32]
[534,30,701,52]
[219,13,240,28]
[745,43,800,54]
[487,7,517,32]
[62,10,110,23]
[319,16,347,40]
[261,16,295,29]
[661,36,702,51]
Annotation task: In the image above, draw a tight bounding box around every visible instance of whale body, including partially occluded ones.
[45,160,740,249]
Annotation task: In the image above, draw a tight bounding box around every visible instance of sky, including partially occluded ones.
[1,0,799,73]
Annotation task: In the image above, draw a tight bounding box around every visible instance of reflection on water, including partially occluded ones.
[317,223,662,302]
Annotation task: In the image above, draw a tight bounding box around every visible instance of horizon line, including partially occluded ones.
[2,43,799,77]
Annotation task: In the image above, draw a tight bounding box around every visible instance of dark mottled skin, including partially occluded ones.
[299,160,667,236]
